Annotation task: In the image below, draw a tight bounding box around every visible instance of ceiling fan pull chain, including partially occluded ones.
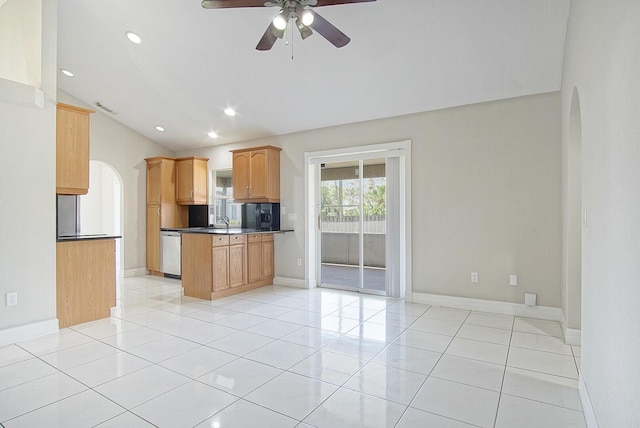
[291,26,295,60]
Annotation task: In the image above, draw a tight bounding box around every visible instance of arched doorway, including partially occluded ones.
[79,161,124,300]
[564,87,582,338]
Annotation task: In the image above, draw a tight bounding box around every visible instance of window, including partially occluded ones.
[209,169,242,226]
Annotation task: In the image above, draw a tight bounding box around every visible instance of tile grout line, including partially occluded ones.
[491,315,515,428]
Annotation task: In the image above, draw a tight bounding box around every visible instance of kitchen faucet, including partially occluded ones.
[217,216,230,228]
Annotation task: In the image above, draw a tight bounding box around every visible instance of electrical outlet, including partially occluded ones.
[6,292,17,307]
[296,258,302,266]
[509,275,518,286]
[471,272,479,283]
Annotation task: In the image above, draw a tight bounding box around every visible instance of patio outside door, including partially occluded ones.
[319,158,386,295]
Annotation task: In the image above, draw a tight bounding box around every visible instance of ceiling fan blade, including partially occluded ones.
[256,23,278,51]
[314,0,376,6]
[201,0,267,9]
[309,11,350,48]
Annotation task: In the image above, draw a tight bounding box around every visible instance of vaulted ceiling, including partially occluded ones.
[57,0,570,152]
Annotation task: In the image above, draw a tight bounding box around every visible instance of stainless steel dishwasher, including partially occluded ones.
[160,230,181,278]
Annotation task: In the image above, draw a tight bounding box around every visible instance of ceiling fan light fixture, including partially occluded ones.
[301,9,314,26]
[273,11,288,31]
[296,17,313,39]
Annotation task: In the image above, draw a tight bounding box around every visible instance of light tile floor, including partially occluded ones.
[0,275,586,427]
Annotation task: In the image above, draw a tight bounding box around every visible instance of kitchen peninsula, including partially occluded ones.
[180,227,290,300]
[56,234,121,328]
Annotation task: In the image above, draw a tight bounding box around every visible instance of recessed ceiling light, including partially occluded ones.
[224,107,236,117]
[155,126,166,132]
[126,31,142,44]
[208,131,218,139]
[60,69,74,77]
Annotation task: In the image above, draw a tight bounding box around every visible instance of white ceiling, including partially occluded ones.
[57,0,570,152]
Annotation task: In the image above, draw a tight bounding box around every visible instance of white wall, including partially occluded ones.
[561,1,640,426]
[0,0,41,87]
[80,162,118,235]
[0,0,57,342]
[180,92,562,307]
[57,91,174,273]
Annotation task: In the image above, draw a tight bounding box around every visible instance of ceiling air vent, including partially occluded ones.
[95,101,115,114]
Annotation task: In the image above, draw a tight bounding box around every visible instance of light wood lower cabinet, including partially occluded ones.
[56,239,116,328]
[212,235,230,292]
[248,233,274,284]
[181,233,213,300]
[182,233,273,300]
[229,235,247,288]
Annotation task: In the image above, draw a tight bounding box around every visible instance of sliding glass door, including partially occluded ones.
[319,158,387,295]
[305,141,411,299]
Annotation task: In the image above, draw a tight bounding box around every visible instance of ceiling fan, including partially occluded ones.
[201,0,376,51]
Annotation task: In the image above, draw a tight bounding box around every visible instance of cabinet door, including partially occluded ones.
[212,246,230,291]
[56,104,93,195]
[192,158,208,204]
[182,233,213,299]
[146,205,161,272]
[247,239,263,283]
[232,152,251,200]
[175,159,194,203]
[229,243,246,287]
[147,162,162,204]
[249,149,268,199]
[262,236,274,278]
[57,239,116,328]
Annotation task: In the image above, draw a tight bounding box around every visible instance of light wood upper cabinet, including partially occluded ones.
[231,146,281,202]
[146,161,162,205]
[56,103,95,195]
[176,156,209,205]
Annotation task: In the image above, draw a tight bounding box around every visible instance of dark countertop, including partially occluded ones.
[162,227,293,235]
[57,234,121,242]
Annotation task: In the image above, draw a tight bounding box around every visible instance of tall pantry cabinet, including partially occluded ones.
[145,157,187,274]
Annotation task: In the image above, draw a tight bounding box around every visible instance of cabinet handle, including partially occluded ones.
[190,190,193,199]
[158,207,161,216]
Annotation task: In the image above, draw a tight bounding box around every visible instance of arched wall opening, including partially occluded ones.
[79,160,124,301]
[564,87,583,331]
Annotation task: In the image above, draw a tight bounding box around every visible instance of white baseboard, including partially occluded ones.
[124,267,148,278]
[411,292,564,322]
[0,319,59,347]
[579,375,599,428]
[562,321,582,346]
[273,276,310,289]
